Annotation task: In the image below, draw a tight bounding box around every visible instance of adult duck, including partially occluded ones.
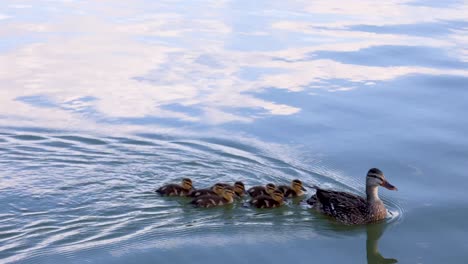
[307,168,397,225]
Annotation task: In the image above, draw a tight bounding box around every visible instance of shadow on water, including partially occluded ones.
[310,211,399,264]
[367,222,398,264]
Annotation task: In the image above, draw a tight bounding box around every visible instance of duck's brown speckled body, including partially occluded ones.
[247,183,276,197]
[277,179,306,198]
[155,178,193,197]
[190,187,235,208]
[250,190,284,209]
[307,168,397,225]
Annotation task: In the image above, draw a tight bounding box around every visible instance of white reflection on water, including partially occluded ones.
[0,0,467,129]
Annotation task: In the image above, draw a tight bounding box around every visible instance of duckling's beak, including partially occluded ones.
[381,180,397,191]
[301,186,307,191]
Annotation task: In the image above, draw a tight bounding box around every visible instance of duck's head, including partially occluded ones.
[222,186,236,202]
[182,178,193,190]
[271,190,285,203]
[265,183,276,194]
[366,168,397,191]
[212,183,225,195]
[291,179,306,193]
[234,181,246,195]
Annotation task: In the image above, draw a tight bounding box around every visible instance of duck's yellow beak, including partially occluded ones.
[381,180,397,191]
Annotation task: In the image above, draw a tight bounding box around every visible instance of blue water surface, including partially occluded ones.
[1,0,468,263]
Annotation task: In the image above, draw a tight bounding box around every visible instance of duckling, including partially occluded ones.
[250,190,285,209]
[190,186,235,208]
[211,181,246,197]
[155,178,193,197]
[189,183,224,198]
[277,179,306,198]
[232,181,246,197]
[247,183,276,197]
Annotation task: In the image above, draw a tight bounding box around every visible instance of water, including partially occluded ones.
[1,1,468,263]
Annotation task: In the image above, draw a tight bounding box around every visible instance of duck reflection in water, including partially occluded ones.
[366,221,398,264]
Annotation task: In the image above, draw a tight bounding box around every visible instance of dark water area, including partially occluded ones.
[1,1,468,263]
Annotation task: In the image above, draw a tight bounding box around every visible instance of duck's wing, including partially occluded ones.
[247,186,266,197]
[188,188,216,197]
[315,188,368,223]
[249,195,277,208]
[156,184,182,196]
[190,195,223,207]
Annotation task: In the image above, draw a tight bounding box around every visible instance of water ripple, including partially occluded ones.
[0,129,403,263]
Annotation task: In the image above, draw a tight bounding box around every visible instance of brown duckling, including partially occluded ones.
[250,190,285,209]
[247,183,276,197]
[211,181,246,197]
[190,186,235,208]
[277,179,306,198]
[189,183,224,198]
[155,178,193,197]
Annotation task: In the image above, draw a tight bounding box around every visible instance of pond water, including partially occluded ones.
[1,1,468,263]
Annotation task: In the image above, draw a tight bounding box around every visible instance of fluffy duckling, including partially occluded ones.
[277,179,306,198]
[155,178,193,197]
[212,181,246,197]
[189,183,224,198]
[232,181,246,197]
[190,186,235,208]
[247,183,276,197]
[250,190,285,209]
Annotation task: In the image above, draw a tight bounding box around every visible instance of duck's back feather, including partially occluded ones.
[190,195,228,208]
[312,188,369,224]
[188,188,217,198]
[156,184,190,196]
[247,186,268,197]
[249,195,282,208]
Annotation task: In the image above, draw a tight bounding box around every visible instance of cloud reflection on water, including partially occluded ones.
[0,0,467,130]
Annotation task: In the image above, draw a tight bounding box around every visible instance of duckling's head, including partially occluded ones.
[234,181,246,195]
[271,190,285,202]
[182,178,193,190]
[212,183,225,195]
[291,179,306,193]
[265,183,276,194]
[222,186,236,201]
[366,168,397,191]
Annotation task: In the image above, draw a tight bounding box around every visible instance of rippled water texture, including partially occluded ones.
[1,1,468,263]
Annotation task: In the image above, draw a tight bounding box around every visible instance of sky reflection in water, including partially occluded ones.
[1,0,467,130]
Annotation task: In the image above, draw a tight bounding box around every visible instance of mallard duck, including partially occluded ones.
[190,186,235,208]
[155,178,193,196]
[277,179,306,197]
[306,168,398,225]
[211,181,246,197]
[189,183,224,198]
[247,183,276,197]
[250,190,285,209]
